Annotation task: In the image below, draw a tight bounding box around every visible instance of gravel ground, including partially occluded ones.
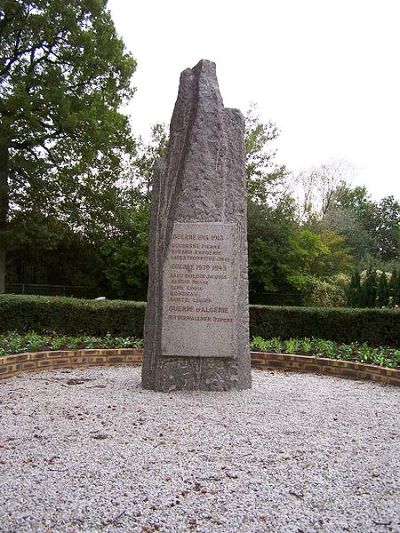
[0,367,399,533]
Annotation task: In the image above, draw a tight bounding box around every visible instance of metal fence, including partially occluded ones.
[5,284,302,305]
[250,292,303,306]
[5,283,94,299]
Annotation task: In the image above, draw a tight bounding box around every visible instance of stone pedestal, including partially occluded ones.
[142,59,251,391]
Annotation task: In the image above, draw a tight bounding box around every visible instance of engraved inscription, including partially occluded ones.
[161,222,237,357]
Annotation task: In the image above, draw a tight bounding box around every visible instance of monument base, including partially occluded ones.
[142,356,251,392]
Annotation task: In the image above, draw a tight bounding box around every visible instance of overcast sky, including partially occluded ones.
[108,0,400,201]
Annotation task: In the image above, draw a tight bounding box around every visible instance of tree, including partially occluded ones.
[320,185,400,267]
[320,184,374,266]
[376,271,389,307]
[287,229,330,282]
[374,196,400,261]
[293,160,355,222]
[348,271,361,307]
[244,104,288,205]
[5,212,109,295]
[389,269,400,306]
[0,0,136,292]
[318,230,353,275]
[98,204,149,300]
[364,270,378,307]
[247,197,300,304]
[131,122,168,202]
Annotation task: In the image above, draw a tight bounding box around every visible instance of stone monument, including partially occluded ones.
[142,59,251,391]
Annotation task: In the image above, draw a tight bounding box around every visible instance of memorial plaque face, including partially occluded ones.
[161,222,237,358]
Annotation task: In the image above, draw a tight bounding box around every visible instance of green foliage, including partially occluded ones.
[347,271,361,307]
[348,269,400,308]
[3,295,400,349]
[302,275,349,307]
[288,229,329,280]
[2,330,398,369]
[376,271,389,307]
[374,196,400,261]
[320,185,400,266]
[247,197,354,306]
[389,270,400,305]
[250,336,400,368]
[0,331,142,357]
[5,122,171,299]
[244,105,288,204]
[100,203,150,300]
[0,294,146,336]
[247,198,299,302]
[288,229,352,283]
[0,0,136,291]
[249,305,400,346]
[132,123,168,202]
[6,216,107,290]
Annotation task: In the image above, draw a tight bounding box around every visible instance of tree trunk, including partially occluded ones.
[0,138,9,294]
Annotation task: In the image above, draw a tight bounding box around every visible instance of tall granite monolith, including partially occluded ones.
[142,59,251,391]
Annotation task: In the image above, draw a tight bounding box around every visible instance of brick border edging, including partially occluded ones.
[0,348,143,380]
[251,352,400,386]
[0,349,399,386]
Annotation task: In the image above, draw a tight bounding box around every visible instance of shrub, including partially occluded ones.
[303,276,348,307]
[249,305,400,346]
[1,295,400,347]
[0,295,146,336]
[348,269,400,308]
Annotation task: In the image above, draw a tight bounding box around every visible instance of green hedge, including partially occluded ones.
[249,305,400,346]
[0,295,146,337]
[1,295,400,346]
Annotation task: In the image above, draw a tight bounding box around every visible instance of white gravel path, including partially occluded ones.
[0,367,399,533]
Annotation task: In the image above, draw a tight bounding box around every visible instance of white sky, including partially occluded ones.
[108,0,400,201]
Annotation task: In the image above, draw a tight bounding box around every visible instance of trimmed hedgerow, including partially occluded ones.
[0,295,146,336]
[1,295,400,347]
[249,305,400,347]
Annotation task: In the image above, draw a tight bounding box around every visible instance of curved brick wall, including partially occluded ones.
[251,352,400,386]
[0,349,399,386]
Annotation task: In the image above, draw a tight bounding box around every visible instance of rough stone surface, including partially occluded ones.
[0,367,399,532]
[142,59,251,391]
